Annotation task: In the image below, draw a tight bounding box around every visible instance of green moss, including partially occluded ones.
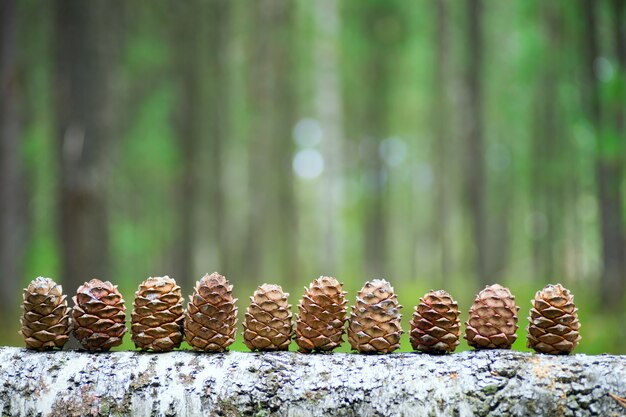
[254,409,269,417]
[482,384,499,395]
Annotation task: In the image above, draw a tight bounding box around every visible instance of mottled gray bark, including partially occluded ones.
[0,347,625,417]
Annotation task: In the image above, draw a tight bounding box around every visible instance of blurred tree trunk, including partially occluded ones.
[0,0,25,317]
[614,0,626,184]
[172,0,231,288]
[544,5,566,280]
[54,0,121,293]
[206,0,231,277]
[581,0,626,311]
[314,0,344,272]
[359,4,399,277]
[464,0,487,286]
[611,0,626,344]
[173,6,199,289]
[171,1,205,289]
[532,2,563,281]
[245,0,297,281]
[433,0,451,285]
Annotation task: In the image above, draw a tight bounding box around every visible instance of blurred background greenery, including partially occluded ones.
[1,0,625,354]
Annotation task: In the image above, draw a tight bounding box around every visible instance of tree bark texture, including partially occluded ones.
[0,347,625,417]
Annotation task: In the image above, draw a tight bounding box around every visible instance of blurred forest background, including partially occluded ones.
[1,0,625,353]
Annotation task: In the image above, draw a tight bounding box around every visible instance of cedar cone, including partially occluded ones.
[184,272,238,352]
[527,284,581,355]
[347,279,402,354]
[465,284,519,349]
[131,276,184,352]
[295,276,347,353]
[243,284,293,351]
[72,278,127,351]
[410,290,460,354]
[19,277,70,350]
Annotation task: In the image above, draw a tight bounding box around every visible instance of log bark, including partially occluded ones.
[0,347,625,416]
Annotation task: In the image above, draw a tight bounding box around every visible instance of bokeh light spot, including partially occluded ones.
[293,149,324,179]
[293,118,323,148]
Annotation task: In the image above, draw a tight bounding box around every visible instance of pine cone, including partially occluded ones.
[410,290,460,354]
[527,284,581,355]
[295,276,347,353]
[348,279,402,354]
[243,284,293,351]
[131,276,184,352]
[72,279,127,351]
[184,272,238,352]
[465,284,519,349]
[19,277,70,350]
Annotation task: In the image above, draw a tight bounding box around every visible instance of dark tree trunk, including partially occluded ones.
[581,0,626,311]
[433,0,451,285]
[610,0,626,345]
[0,0,26,319]
[171,0,231,289]
[465,0,487,286]
[206,0,230,276]
[54,0,121,293]
[245,0,297,282]
[171,1,204,290]
[532,2,563,281]
[360,4,399,277]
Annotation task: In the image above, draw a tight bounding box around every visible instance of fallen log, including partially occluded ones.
[0,347,624,416]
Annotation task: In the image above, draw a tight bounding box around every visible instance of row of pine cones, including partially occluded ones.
[20,274,581,355]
